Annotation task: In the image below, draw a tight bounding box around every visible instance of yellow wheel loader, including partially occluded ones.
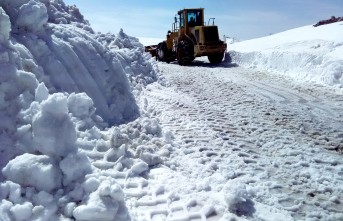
[145,8,227,65]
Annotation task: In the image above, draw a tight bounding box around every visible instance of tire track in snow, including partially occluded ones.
[143,61,343,220]
[221,68,343,153]
[241,79,341,120]
[81,120,221,221]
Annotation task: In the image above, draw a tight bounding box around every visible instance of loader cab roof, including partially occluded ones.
[177,8,204,15]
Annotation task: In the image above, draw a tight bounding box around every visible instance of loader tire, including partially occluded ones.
[208,53,224,64]
[156,42,167,62]
[177,39,194,66]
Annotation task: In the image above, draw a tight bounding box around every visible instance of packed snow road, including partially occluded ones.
[138,59,343,220]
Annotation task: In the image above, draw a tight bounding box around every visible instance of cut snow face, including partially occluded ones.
[229,21,343,88]
[0,0,159,220]
[2,0,139,126]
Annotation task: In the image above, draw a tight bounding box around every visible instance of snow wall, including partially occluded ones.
[0,0,159,220]
[0,0,141,126]
[228,22,343,88]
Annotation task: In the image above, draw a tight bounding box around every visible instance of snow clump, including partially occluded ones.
[222,180,255,216]
[15,0,48,33]
[73,176,127,221]
[32,93,77,158]
[2,153,62,192]
[0,7,11,42]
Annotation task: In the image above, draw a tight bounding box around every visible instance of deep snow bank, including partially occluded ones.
[228,22,343,87]
[0,0,160,220]
[97,29,159,97]
[1,0,139,125]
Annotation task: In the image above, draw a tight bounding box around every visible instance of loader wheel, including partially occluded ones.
[208,53,224,64]
[156,42,167,62]
[177,39,194,66]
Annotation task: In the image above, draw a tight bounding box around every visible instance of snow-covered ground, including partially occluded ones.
[142,60,343,220]
[138,37,164,46]
[0,1,342,221]
[229,22,343,88]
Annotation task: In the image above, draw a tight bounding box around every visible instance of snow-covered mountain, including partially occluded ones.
[0,1,342,221]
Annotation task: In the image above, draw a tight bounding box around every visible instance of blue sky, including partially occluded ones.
[63,0,343,40]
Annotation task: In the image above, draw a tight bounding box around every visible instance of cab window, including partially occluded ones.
[179,12,184,28]
[187,10,202,27]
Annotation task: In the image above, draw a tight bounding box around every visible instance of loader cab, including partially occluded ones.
[178,8,204,29]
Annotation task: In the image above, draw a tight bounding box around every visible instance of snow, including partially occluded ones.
[32,93,77,158]
[10,202,34,221]
[0,7,11,42]
[138,37,164,46]
[59,151,92,186]
[2,153,62,192]
[144,62,343,220]
[0,0,342,221]
[72,177,125,221]
[15,0,48,33]
[222,180,254,215]
[229,22,343,87]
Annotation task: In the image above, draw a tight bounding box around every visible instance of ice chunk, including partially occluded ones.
[8,182,22,204]
[40,92,68,115]
[129,161,149,176]
[35,82,49,102]
[2,153,62,192]
[64,202,76,218]
[10,202,33,221]
[98,180,124,201]
[16,70,38,93]
[136,145,162,166]
[59,151,92,186]
[32,93,77,157]
[110,127,129,149]
[32,191,53,206]
[105,145,126,163]
[0,182,10,199]
[0,199,13,221]
[67,93,94,119]
[73,178,125,221]
[0,8,11,43]
[83,177,100,193]
[15,0,48,33]
[222,180,255,216]
[73,194,119,221]
[142,118,161,136]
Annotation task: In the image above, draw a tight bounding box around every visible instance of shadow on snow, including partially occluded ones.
[167,53,238,68]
